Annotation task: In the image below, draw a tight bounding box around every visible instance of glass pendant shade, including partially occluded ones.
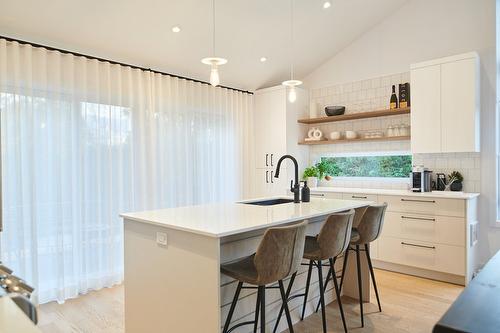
[210,65,220,87]
[282,79,302,103]
[201,57,227,87]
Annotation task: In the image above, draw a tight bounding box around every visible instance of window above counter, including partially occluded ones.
[319,153,412,179]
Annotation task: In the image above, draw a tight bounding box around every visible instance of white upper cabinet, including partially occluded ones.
[411,52,480,153]
[411,65,441,153]
[254,87,287,169]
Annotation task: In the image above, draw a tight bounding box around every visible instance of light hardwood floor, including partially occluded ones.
[38,269,462,333]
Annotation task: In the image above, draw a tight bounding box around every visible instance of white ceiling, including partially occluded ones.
[0,0,408,91]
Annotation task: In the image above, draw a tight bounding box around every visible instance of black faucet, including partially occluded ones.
[274,154,300,203]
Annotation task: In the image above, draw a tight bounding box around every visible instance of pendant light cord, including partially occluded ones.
[290,0,294,80]
[213,0,216,56]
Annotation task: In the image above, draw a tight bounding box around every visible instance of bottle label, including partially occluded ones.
[390,102,397,109]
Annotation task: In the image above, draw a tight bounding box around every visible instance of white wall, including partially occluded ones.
[303,0,497,265]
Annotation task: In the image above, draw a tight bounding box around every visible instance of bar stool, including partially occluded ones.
[221,221,308,333]
[339,203,388,328]
[313,206,368,313]
[273,210,355,333]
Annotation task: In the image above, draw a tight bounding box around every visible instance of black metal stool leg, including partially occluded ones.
[339,247,350,293]
[223,281,243,333]
[254,288,261,333]
[355,245,364,327]
[272,273,296,333]
[278,280,294,333]
[315,265,332,313]
[301,260,313,320]
[317,261,327,333]
[331,257,348,333]
[365,243,382,312]
[260,286,266,333]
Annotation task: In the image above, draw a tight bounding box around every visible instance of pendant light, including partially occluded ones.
[201,0,227,87]
[282,0,302,103]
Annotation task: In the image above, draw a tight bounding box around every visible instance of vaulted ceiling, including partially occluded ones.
[0,0,408,91]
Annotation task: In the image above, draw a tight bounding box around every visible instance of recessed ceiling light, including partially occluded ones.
[323,1,331,9]
[172,26,181,33]
[260,57,267,62]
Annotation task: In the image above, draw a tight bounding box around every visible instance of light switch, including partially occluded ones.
[156,232,168,246]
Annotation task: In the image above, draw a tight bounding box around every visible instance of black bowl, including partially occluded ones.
[325,106,345,117]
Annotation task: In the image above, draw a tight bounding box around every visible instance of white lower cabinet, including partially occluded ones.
[382,212,465,247]
[311,189,479,285]
[377,236,465,276]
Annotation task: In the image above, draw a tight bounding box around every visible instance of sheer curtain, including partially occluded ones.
[0,39,254,304]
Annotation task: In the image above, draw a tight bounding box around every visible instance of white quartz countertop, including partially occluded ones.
[120,197,371,238]
[310,186,480,200]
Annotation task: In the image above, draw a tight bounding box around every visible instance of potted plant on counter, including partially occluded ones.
[303,166,319,188]
[303,161,334,188]
[316,160,334,183]
[447,171,464,191]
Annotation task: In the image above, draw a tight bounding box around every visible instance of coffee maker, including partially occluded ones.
[411,166,432,192]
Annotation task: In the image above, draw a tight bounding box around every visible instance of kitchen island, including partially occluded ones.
[121,197,372,333]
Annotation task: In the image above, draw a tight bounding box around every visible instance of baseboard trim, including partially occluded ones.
[372,260,465,286]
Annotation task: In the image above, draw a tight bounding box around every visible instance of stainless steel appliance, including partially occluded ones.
[0,263,38,323]
[411,166,433,192]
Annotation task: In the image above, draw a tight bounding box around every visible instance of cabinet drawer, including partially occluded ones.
[342,193,378,202]
[382,212,465,247]
[310,191,343,199]
[379,195,465,217]
[378,236,465,276]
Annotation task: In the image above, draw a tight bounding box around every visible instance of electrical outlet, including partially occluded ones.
[156,232,168,247]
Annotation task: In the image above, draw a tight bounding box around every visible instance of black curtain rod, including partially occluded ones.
[0,35,253,95]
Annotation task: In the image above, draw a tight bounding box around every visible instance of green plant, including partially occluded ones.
[448,171,464,183]
[315,160,335,180]
[302,166,319,179]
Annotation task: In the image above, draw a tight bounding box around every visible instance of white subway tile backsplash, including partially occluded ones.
[307,71,481,193]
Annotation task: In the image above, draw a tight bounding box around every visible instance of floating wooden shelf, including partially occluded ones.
[298,135,411,145]
[297,107,411,125]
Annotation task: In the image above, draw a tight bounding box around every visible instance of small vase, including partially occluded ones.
[450,182,463,191]
[307,177,318,188]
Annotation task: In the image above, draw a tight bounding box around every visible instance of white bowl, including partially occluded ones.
[329,131,342,140]
[345,130,357,139]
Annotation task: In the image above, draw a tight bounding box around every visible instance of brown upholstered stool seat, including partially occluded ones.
[221,255,259,285]
[302,236,321,260]
[350,228,361,243]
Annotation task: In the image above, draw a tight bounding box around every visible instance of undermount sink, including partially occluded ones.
[242,198,295,206]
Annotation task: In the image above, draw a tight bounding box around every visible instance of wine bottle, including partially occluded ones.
[399,83,409,108]
[390,85,398,109]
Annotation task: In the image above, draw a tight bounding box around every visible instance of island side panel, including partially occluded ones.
[342,248,371,302]
[124,219,221,333]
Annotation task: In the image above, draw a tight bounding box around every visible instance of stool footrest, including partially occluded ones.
[226,320,256,333]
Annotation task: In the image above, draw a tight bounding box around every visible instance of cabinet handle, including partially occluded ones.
[266,171,269,183]
[270,154,274,166]
[352,195,368,199]
[270,171,274,183]
[311,193,325,197]
[401,216,436,222]
[401,198,436,203]
[265,154,268,167]
[401,242,436,250]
